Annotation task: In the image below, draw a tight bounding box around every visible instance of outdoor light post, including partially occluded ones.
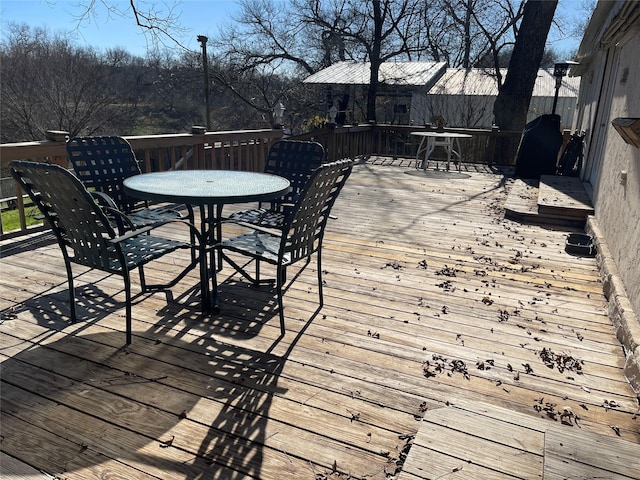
[552,61,579,115]
[197,35,211,131]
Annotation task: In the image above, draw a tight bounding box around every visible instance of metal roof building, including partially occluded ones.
[303,62,580,128]
[427,68,580,97]
[416,68,581,129]
[303,61,447,87]
[303,61,447,124]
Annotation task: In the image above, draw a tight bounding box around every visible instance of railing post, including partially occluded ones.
[484,125,499,164]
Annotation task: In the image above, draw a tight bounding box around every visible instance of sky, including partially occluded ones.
[0,0,242,57]
[1,0,587,59]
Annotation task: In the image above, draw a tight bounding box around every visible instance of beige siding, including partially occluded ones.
[573,1,640,320]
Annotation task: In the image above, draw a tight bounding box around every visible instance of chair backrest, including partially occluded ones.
[66,136,142,213]
[264,140,325,206]
[280,158,353,264]
[9,160,121,273]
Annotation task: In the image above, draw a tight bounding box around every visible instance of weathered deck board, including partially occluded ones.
[0,451,52,480]
[538,175,595,218]
[400,399,640,480]
[544,427,640,479]
[1,161,638,480]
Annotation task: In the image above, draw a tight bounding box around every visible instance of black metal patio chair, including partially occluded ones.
[227,139,326,229]
[66,135,193,233]
[217,158,354,335]
[9,160,201,345]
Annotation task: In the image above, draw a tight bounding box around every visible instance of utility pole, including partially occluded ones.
[197,35,211,131]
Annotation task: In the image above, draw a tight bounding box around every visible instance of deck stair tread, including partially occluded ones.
[538,175,594,218]
[398,401,640,480]
[504,178,540,219]
[504,175,593,225]
[544,427,640,479]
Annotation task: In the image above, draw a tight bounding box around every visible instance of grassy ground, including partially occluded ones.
[1,205,42,232]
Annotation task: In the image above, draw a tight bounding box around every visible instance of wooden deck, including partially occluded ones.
[1,160,638,480]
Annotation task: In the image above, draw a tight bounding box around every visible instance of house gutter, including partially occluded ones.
[571,1,640,76]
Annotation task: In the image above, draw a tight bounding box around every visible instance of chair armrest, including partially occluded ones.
[103,205,137,233]
[90,191,118,209]
[88,191,138,234]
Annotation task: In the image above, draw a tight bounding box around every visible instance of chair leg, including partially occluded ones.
[202,246,211,311]
[276,265,285,336]
[124,270,132,345]
[216,204,224,271]
[187,205,197,263]
[255,259,261,286]
[210,244,219,312]
[64,260,77,323]
[138,266,147,291]
[317,248,324,307]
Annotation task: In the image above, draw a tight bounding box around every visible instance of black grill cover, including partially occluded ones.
[514,114,562,179]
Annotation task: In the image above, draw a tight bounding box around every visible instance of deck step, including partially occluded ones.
[398,401,640,480]
[538,175,594,219]
[504,175,593,226]
[543,426,640,479]
[504,178,540,221]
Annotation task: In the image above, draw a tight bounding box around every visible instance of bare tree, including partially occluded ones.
[71,0,190,52]
[212,0,425,122]
[416,0,525,74]
[493,0,558,161]
[298,0,425,122]
[3,0,575,140]
[0,24,136,141]
[209,0,538,124]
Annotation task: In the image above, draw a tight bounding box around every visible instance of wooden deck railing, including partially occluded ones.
[0,129,283,238]
[295,124,528,164]
[0,124,544,239]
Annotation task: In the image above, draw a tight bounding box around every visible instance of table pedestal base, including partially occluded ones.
[416,136,463,172]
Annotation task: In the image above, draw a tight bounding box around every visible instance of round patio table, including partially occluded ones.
[410,131,472,172]
[124,170,290,312]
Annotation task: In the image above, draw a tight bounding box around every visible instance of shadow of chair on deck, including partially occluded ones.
[1,297,321,479]
[2,244,324,477]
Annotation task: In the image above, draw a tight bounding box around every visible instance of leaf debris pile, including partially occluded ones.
[532,399,581,426]
[423,354,470,380]
[538,348,584,374]
[382,434,415,478]
[436,280,455,292]
[435,265,458,277]
[382,261,403,270]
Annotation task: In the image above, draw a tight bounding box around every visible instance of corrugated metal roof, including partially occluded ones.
[428,68,580,98]
[303,61,448,86]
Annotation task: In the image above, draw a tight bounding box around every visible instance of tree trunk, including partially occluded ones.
[493,0,558,163]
